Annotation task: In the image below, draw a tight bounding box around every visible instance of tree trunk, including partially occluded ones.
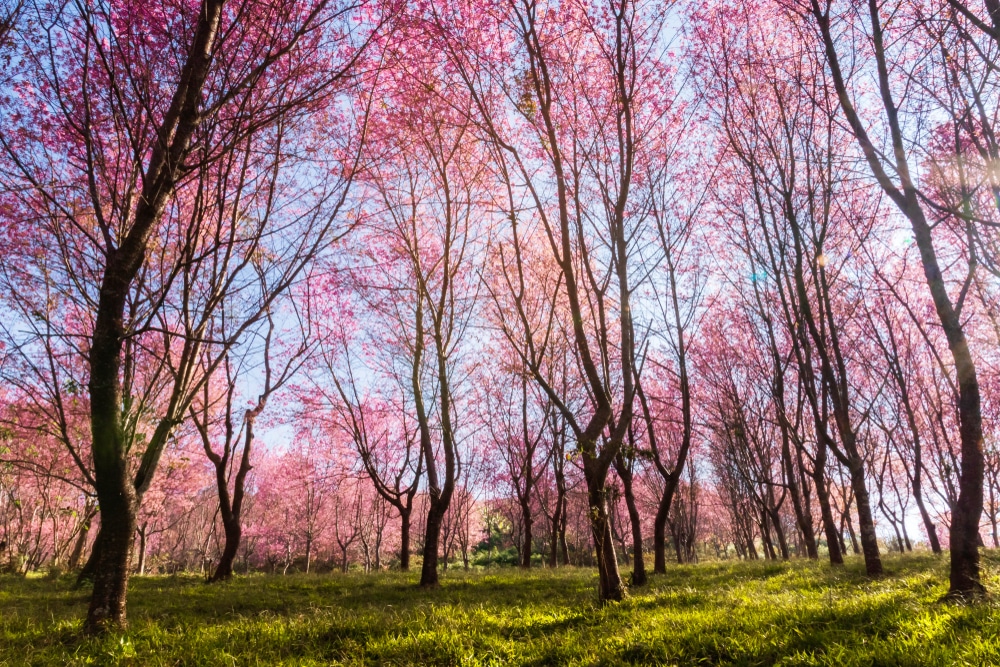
[848,462,883,575]
[400,509,411,572]
[135,524,147,576]
[914,477,942,555]
[624,489,646,585]
[211,514,241,582]
[769,508,789,560]
[811,446,843,566]
[84,475,137,633]
[548,494,561,568]
[559,504,569,566]
[306,535,314,574]
[653,492,670,574]
[615,455,646,585]
[760,510,776,560]
[843,511,860,556]
[783,440,818,559]
[744,529,758,560]
[83,0,225,633]
[588,482,624,602]
[420,503,444,587]
[520,498,532,569]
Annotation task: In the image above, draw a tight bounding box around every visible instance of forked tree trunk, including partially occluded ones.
[782,432,818,559]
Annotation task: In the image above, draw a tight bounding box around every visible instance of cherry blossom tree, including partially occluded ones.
[0,0,383,631]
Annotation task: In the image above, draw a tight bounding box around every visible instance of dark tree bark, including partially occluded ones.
[615,441,646,585]
[812,440,844,566]
[640,378,692,576]
[399,508,412,571]
[546,419,568,569]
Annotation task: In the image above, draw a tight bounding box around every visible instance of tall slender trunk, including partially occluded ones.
[400,508,411,571]
[760,510,776,560]
[782,435,817,558]
[789,212,882,574]
[883,319,942,556]
[135,523,148,576]
[914,485,941,554]
[615,453,646,585]
[548,488,564,568]
[912,459,941,555]
[744,529,758,560]
[812,446,844,565]
[559,504,569,566]
[843,508,860,556]
[848,462,880,573]
[208,390,260,583]
[653,494,670,573]
[519,499,533,569]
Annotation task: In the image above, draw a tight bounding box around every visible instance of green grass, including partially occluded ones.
[2,553,1000,666]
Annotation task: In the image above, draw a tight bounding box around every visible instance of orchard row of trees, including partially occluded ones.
[0,0,998,633]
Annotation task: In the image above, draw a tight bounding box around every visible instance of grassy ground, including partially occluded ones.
[1,553,999,666]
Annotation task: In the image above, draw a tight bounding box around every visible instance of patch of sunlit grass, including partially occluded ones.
[1,552,998,665]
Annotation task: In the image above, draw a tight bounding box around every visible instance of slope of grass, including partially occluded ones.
[1,552,998,666]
